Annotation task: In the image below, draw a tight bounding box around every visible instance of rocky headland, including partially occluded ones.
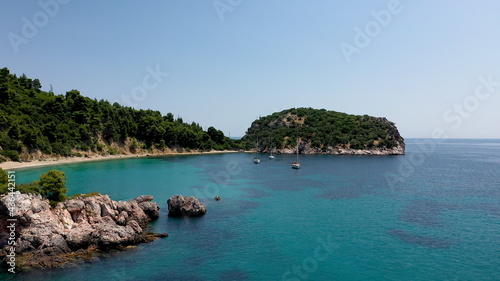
[244,108,405,155]
[0,192,167,270]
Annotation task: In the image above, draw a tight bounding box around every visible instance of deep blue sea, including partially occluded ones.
[2,139,500,280]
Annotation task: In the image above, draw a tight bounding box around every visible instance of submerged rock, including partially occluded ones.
[0,192,167,270]
[167,195,207,217]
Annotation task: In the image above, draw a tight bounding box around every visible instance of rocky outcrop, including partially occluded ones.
[167,195,207,217]
[274,140,405,156]
[0,192,167,270]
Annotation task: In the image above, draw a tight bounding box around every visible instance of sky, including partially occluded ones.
[1,0,499,138]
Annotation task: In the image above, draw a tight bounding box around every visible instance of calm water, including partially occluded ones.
[2,139,500,280]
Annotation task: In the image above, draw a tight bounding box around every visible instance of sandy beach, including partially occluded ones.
[0,150,242,170]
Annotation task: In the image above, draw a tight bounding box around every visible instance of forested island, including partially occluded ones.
[242,108,405,155]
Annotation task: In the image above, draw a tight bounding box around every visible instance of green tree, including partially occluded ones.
[32,79,42,91]
[207,126,224,144]
[165,112,174,122]
[39,170,67,203]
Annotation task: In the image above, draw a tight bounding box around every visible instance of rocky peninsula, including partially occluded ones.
[0,192,167,270]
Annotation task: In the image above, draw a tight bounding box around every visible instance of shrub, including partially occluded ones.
[17,181,42,195]
[108,146,120,155]
[0,150,20,161]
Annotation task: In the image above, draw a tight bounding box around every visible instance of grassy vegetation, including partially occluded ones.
[67,192,101,200]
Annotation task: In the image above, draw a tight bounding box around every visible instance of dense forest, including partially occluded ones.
[242,108,404,152]
[0,67,240,161]
[0,67,405,161]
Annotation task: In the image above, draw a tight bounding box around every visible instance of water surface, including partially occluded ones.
[3,139,500,280]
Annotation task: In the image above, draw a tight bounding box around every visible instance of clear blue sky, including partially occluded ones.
[1,0,499,138]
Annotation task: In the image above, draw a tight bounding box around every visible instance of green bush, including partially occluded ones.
[108,146,120,155]
[51,143,72,156]
[16,181,42,195]
[0,150,20,161]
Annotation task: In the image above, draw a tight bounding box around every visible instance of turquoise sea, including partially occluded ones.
[2,139,500,280]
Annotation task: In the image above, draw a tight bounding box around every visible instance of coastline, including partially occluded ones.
[0,150,241,170]
[0,144,405,170]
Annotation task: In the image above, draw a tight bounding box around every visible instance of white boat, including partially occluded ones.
[268,139,275,159]
[254,157,261,164]
[291,141,300,169]
[269,148,275,159]
[254,137,260,164]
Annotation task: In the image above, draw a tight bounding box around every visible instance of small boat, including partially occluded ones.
[253,136,260,164]
[291,140,300,169]
[269,137,276,159]
[269,149,275,159]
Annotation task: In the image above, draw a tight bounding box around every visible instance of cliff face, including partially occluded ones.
[245,108,405,155]
[0,192,166,270]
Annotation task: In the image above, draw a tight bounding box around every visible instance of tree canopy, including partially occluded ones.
[0,67,238,161]
[39,170,67,203]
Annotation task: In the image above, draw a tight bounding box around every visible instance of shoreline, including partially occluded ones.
[0,146,405,170]
[0,150,242,170]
